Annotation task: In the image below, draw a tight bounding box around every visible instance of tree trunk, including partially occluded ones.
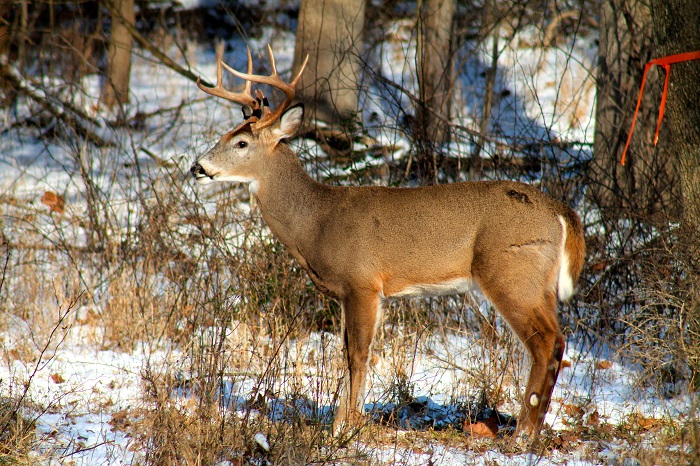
[590,0,680,224]
[413,0,454,183]
[0,2,11,59]
[293,0,365,127]
[101,0,135,108]
[649,0,700,389]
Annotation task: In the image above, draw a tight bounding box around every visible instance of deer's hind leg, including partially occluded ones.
[486,287,564,440]
[474,245,564,441]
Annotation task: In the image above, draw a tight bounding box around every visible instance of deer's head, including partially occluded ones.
[190,44,307,189]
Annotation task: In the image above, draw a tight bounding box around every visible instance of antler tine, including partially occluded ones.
[267,44,279,78]
[220,46,255,97]
[215,42,224,89]
[263,44,309,91]
[226,46,292,94]
[291,53,310,89]
[243,46,253,97]
[197,42,257,108]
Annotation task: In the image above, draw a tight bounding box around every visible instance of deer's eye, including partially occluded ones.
[236,140,248,149]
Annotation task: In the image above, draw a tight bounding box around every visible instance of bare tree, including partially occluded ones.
[413,0,455,182]
[649,0,700,388]
[590,0,680,223]
[101,0,135,108]
[293,0,366,129]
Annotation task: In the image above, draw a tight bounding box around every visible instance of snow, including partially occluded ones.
[0,11,692,466]
[1,323,687,464]
[3,339,149,464]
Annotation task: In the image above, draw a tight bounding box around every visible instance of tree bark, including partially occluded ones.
[591,0,680,223]
[0,2,11,59]
[649,0,700,389]
[101,0,135,108]
[293,0,365,127]
[413,0,454,183]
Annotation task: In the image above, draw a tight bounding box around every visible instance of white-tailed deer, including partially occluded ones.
[191,44,585,441]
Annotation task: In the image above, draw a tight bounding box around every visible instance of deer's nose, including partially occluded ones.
[190,163,206,179]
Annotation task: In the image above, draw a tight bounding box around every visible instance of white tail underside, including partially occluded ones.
[557,215,574,301]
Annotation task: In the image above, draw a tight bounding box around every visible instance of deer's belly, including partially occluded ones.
[387,277,475,298]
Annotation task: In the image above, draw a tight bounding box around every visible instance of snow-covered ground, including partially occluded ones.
[1,318,692,464]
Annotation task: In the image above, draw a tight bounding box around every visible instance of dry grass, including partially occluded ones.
[0,396,36,464]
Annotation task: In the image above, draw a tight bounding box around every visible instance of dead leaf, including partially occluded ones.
[41,191,65,214]
[560,430,580,444]
[50,373,65,384]
[591,260,607,272]
[561,359,572,369]
[586,410,600,428]
[0,195,20,206]
[112,409,128,422]
[110,408,131,431]
[464,418,498,438]
[551,430,580,451]
[636,416,658,430]
[630,413,658,431]
[596,360,612,370]
[563,403,584,418]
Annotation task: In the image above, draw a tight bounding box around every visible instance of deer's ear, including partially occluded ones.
[271,104,304,141]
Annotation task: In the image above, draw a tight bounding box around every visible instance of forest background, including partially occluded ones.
[1,0,699,464]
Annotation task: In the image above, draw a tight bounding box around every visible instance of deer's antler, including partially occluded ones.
[197,42,257,111]
[197,43,308,132]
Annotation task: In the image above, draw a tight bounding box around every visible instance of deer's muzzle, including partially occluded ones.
[190,163,212,183]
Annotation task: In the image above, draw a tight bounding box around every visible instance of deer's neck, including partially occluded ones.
[252,145,332,249]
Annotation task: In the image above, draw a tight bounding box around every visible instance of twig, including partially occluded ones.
[140,146,176,168]
[0,240,9,294]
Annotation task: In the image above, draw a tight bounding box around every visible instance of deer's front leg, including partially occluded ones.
[334,289,381,434]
